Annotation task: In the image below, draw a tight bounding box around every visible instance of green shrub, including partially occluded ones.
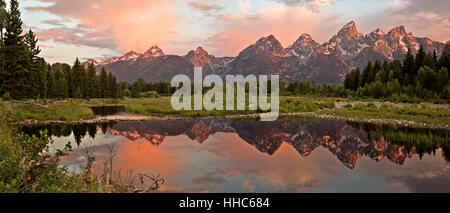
[367,103,377,108]
[2,92,11,101]
[353,103,366,110]
[343,103,353,108]
[0,130,76,193]
[140,91,159,98]
[122,89,132,97]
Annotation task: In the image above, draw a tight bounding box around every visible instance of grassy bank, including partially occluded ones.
[119,96,336,117]
[2,96,449,127]
[118,96,450,126]
[4,99,95,122]
[324,101,449,125]
[0,100,163,193]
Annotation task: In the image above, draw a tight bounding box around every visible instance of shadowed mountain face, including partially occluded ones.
[20,119,450,169]
[83,22,445,84]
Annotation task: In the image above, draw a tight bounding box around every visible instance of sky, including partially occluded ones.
[14,0,450,64]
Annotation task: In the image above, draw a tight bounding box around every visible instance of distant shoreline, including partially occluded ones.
[12,111,450,130]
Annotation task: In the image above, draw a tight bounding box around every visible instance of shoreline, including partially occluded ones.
[11,112,450,130]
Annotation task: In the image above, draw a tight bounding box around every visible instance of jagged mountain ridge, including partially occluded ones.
[20,119,444,169]
[83,21,445,83]
[103,119,423,169]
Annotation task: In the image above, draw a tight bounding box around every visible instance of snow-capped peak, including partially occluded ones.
[121,51,140,61]
[343,21,356,30]
[185,46,209,58]
[254,35,290,56]
[103,57,120,64]
[142,45,165,58]
[337,21,363,40]
[236,34,291,58]
[300,33,312,39]
[287,33,320,61]
[85,59,98,65]
[194,46,208,56]
[373,28,385,36]
[388,26,407,38]
[184,46,211,67]
[366,28,386,42]
[255,34,279,48]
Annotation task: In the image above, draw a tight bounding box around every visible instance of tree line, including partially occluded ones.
[0,0,121,100]
[344,43,450,101]
[43,60,120,99]
[284,81,347,97]
[119,79,173,98]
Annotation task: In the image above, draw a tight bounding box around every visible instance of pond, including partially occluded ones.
[18,117,450,193]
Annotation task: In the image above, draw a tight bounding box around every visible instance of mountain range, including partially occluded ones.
[83,21,445,84]
[105,119,433,169]
[20,119,447,169]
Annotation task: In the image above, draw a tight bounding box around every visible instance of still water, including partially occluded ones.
[19,114,450,193]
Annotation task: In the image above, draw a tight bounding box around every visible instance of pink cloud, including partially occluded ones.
[187,1,224,12]
[204,6,342,56]
[36,27,115,49]
[362,0,450,42]
[38,43,54,48]
[28,0,179,52]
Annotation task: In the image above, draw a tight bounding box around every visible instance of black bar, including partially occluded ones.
[0,193,449,211]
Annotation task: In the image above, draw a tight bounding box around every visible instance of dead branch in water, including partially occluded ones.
[136,173,165,193]
[88,144,165,193]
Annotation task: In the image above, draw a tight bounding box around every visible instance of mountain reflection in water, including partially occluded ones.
[19,118,450,192]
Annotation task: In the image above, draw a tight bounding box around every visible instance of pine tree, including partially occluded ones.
[0,0,7,92]
[2,0,31,99]
[46,68,56,98]
[37,59,48,99]
[387,69,394,82]
[416,66,437,92]
[86,63,98,99]
[423,52,436,70]
[130,82,141,98]
[64,64,75,98]
[100,67,108,98]
[353,68,360,91]
[361,61,373,87]
[107,73,118,98]
[24,29,41,98]
[403,48,416,85]
[437,68,449,94]
[54,68,68,99]
[80,65,88,98]
[367,61,379,85]
[382,61,388,72]
[391,60,403,83]
[373,60,382,72]
[438,41,450,73]
[344,68,361,91]
[105,72,113,98]
[71,58,84,98]
[415,45,426,70]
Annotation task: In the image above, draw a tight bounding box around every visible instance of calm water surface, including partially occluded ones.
[19,117,450,193]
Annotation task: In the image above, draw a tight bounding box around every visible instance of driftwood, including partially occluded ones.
[135,173,165,193]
